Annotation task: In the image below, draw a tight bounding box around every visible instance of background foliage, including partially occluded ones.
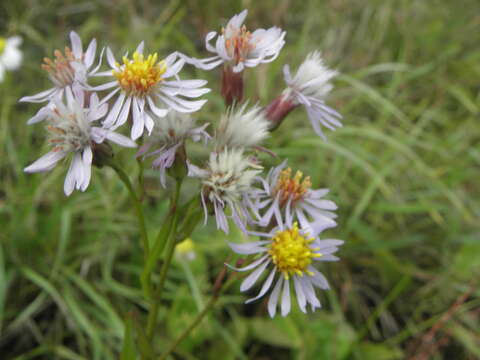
[1,0,479,359]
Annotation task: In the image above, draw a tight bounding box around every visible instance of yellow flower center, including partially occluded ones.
[112,52,166,96]
[41,47,77,87]
[273,167,311,207]
[0,37,6,54]
[268,222,321,279]
[223,25,253,64]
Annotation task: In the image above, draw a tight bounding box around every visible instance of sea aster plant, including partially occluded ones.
[186,9,286,73]
[189,148,262,234]
[24,88,136,195]
[0,36,22,82]
[94,42,210,140]
[228,220,343,317]
[19,31,101,125]
[255,161,337,234]
[138,111,210,187]
[215,103,269,150]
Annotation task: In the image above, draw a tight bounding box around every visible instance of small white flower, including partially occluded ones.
[24,88,136,196]
[228,220,343,317]
[282,51,342,139]
[0,36,23,82]
[19,31,101,125]
[93,43,210,140]
[138,111,210,187]
[189,148,261,234]
[216,104,269,149]
[254,161,337,235]
[186,9,286,73]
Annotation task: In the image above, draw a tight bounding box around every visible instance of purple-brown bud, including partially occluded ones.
[221,66,244,106]
[265,94,297,132]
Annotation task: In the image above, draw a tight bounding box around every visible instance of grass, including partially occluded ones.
[1,0,479,359]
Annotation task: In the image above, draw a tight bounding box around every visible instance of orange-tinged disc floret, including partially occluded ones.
[273,167,311,207]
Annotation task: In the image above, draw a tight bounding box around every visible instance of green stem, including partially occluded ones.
[158,295,219,360]
[109,162,149,257]
[146,179,182,339]
[158,274,237,360]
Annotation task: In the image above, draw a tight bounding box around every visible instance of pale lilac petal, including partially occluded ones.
[227,241,269,255]
[19,88,56,103]
[70,31,82,59]
[267,277,283,318]
[281,278,291,316]
[84,39,97,69]
[135,41,144,54]
[103,92,126,127]
[240,259,270,292]
[24,151,66,173]
[225,255,269,272]
[245,269,276,304]
[293,276,307,313]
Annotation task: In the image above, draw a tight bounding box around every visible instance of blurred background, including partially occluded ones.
[1,0,479,359]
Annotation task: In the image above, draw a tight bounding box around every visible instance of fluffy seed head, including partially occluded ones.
[268,222,321,279]
[216,104,269,149]
[46,101,91,153]
[286,51,337,100]
[113,52,166,96]
[202,148,261,204]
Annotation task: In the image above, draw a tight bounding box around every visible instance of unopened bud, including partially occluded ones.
[265,94,297,132]
[221,66,244,106]
[168,143,188,181]
[92,141,113,168]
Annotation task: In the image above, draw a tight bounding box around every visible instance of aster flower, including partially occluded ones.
[189,148,262,234]
[19,31,101,125]
[0,36,22,82]
[255,161,337,234]
[186,9,286,73]
[228,220,343,317]
[94,42,210,140]
[24,88,136,196]
[215,103,269,150]
[280,51,342,139]
[138,111,210,187]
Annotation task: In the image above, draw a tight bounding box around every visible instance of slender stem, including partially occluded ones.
[158,274,237,360]
[110,162,149,257]
[158,295,219,360]
[137,138,145,201]
[146,180,182,339]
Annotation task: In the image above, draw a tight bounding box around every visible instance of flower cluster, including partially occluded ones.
[22,10,345,318]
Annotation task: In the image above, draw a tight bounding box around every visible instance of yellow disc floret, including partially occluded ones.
[0,37,6,54]
[273,167,311,207]
[112,52,166,96]
[268,222,321,279]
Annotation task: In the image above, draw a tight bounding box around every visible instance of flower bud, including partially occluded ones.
[264,94,297,131]
[92,141,114,168]
[221,66,244,106]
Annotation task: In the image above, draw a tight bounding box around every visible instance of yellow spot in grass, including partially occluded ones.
[0,37,6,53]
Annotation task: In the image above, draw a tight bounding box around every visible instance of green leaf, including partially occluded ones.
[120,314,137,360]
